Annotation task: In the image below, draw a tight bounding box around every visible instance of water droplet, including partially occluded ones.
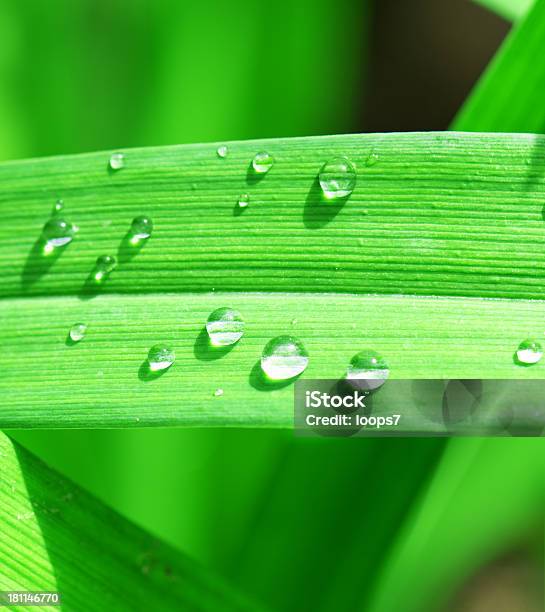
[217,145,228,158]
[214,388,224,397]
[346,350,389,390]
[206,307,244,346]
[365,151,379,167]
[69,323,87,343]
[42,218,77,250]
[291,318,298,326]
[53,199,64,213]
[93,255,117,281]
[109,152,125,170]
[252,151,274,174]
[130,216,153,244]
[261,335,309,380]
[147,345,175,371]
[319,156,356,199]
[516,339,543,365]
[238,194,249,208]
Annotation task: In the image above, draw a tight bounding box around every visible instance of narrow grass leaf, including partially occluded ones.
[2,132,545,427]
[0,432,262,611]
[456,0,545,132]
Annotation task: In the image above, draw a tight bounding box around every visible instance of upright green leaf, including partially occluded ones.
[456,0,545,132]
[474,0,535,21]
[366,438,544,612]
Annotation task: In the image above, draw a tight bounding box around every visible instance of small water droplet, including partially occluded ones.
[206,307,244,346]
[42,218,77,250]
[261,335,309,380]
[217,145,228,158]
[214,388,224,397]
[53,199,64,213]
[291,318,298,326]
[93,255,117,281]
[130,216,153,244]
[252,151,274,174]
[319,156,356,199]
[516,339,543,365]
[69,323,87,343]
[109,152,125,170]
[346,350,389,390]
[238,194,249,208]
[365,151,379,167]
[147,345,175,371]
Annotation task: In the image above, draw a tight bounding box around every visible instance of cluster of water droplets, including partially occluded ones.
[37,154,158,312]
[58,144,539,404]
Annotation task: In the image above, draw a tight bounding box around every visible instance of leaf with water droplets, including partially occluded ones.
[1,132,545,429]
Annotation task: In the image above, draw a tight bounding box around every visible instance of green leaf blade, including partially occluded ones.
[2,291,545,428]
[456,0,545,132]
[0,432,261,611]
[2,132,545,428]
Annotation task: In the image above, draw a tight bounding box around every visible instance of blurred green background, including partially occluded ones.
[2,0,543,610]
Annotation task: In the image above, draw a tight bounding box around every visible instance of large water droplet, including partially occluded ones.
[130,216,153,244]
[109,152,125,170]
[206,307,244,346]
[319,156,356,199]
[217,145,228,158]
[238,194,249,209]
[252,151,274,174]
[147,345,175,371]
[346,350,389,390]
[516,339,543,365]
[42,218,77,249]
[69,323,87,343]
[93,255,117,281]
[261,335,309,380]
